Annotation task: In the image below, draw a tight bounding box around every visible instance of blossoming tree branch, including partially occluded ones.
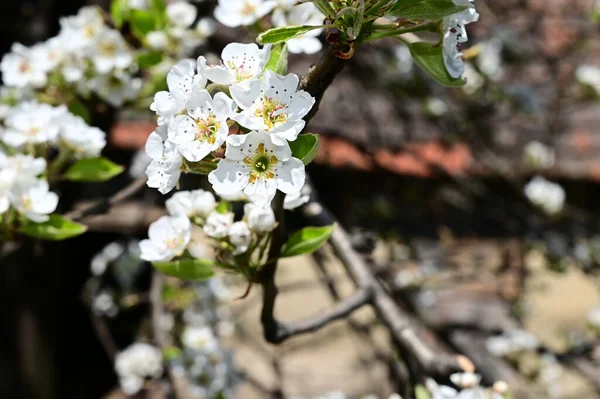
[0,1,517,398]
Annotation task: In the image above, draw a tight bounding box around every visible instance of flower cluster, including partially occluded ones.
[214,0,325,54]
[442,0,480,79]
[115,343,163,395]
[177,278,238,398]
[146,42,313,209]
[140,189,278,267]
[144,1,216,58]
[0,6,140,107]
[0,101,107,223]
[523,141,556,170]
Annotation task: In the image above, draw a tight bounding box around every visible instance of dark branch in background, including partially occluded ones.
[66,177,148,221]
[150,273,196,399]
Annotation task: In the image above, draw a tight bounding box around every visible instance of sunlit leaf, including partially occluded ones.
[20,215,87,241]
[281,225,334,257]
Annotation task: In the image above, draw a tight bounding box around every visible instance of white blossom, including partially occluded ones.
[58,114,106,157]
[8,178,58,223]
[166,189,217,218]
[167,1,198,28]
[524,176,565,215]
[3,101,65,147]
[284,184,311,210]
[272,2,324,54]
[232,71,315,146]
[31,37,64,73]
[0,43,47,88]
[115,343,163,396]
[451,372,482,389]
[188,225,214,259]
[442,0,479,78]
[182,326,219,352]
[203,211,234,239]
[214,0,277,28]
[58,6,105,52]
[145,125,183,195]
[209,131,305,208]
[244,203,276,233]
[228,221,252,255]
[523,141,555,169]
[477,39,503,79]
[199,42,271,88]
[170,90,235,161]
[146,31,169,50]
[139,215,192,262]
[89,71,141,107]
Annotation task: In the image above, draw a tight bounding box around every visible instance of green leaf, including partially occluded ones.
[68,99,90,124]
[185,159,218,175]
[408,42,465,87]
[110,0,126,28]
[20,215,88,241]
[289,134,320,165]
[415,385,432,399]
[389,0,468,19]
[130,9,158,36]
[153,258,215,280]
[257,25,323,45]
[281,225,334,258]
[64,157,124,182]
[137,51,163,68]
[264,43,288,75]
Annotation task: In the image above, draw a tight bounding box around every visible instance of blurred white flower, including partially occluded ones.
[147,31,169,50]
[450,372,481,389]
[128,150,152,178]
[31,37,64,73]
[588,305,600,329]
[284,184,311,210]
[182,326,219,352]
[92,291,118,317]
[115,343,163,396]
[214,0,277,28]
[209,131,305,208]
[486,329,539,357]
[462,63,484,94]
[8,178,58,223]
[89,71,141,107]
[575,64,600,95]
[523,141,555,169]
[139,215,192,262]
[244,203,276,233]
[477,39,503,80]
[203,211,234,239]
[58,6,105,52]
[231,71,315,146]
[228,221,252,255]
[524,176,565,215]
[166,189,217,219]
[59,114,106,157]
[188,225,214,259]
[425,97,448,117]
[0,43,48,88]
[3,101,65,147]
[167,1,198,28]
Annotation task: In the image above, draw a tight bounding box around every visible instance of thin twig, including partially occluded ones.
[66,177,148,221]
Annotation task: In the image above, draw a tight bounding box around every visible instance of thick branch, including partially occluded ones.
[150,272,195,399]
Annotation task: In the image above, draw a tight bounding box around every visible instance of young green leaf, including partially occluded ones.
[68,99,91,124]
[137,51,163,68]
[281,225,334,258]
[257,25,323,45]
[185,159,219,175]
[20,215,88,241]
[216,200,232,214]
[414,385,432,399]
[64,157,124,182]
[389,0,468,19]
[289,134,320,165]
[130,9,158,36]
[265,43,289,75]
[153,259,215,281]
[408,42,465,87]
[110,0,127,28]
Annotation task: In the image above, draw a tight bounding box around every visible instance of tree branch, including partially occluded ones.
[66,177,148,221]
